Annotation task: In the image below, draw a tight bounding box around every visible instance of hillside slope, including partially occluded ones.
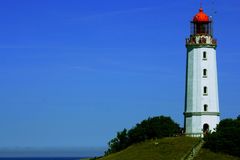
[194,148,240,160]
[100,137,199,160]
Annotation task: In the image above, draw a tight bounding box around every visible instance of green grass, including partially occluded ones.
[100,137,200,160]
[194,148,240,160]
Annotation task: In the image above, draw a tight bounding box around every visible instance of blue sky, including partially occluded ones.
[0,0,239,150]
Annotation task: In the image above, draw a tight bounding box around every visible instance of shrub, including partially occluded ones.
[204,117,240,157]
[105,116,180,155]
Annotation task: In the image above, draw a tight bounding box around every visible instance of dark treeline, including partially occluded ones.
[204,115,240,157]
[105,116,180,155]
[104,115,240,158]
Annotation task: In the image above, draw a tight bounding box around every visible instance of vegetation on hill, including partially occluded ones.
[100,137,199,160]
[96,115,240,160]
[194,149,240,160]
[204,116,240,157]
[105,116,180,155]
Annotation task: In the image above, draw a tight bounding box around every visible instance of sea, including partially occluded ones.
[0,147,105,160]
[0,158,87,160]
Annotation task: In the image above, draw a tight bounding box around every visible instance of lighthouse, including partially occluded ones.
[184,7,220,136]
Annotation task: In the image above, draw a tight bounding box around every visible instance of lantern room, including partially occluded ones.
[191,8,213,36]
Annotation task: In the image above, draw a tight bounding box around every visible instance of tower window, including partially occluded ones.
[203,51,207,60]
[203,86,208,95]
[203,69,207,78]
[204,104,208,111]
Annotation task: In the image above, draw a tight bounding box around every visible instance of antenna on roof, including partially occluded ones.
[200,0,203,8]
[211,0,217,19]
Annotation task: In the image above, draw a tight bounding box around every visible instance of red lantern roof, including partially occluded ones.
[193,8,210,22]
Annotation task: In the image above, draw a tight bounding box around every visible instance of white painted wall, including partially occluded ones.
[184,40,220,135]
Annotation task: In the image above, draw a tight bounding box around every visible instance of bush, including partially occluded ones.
[105,116,180,155]
[204,116,240,157]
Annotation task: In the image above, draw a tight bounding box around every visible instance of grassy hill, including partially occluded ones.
[99,137,199,160]
[194,148,240,160]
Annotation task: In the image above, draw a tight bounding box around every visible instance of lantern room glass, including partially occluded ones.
[191,21,213,36]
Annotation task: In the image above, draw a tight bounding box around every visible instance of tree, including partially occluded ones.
[105,128,128,155]
[204,117,240,157]
[128,116,180,143]
[105,116,180,155]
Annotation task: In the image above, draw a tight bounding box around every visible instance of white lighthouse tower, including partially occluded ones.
[184,7,220,136]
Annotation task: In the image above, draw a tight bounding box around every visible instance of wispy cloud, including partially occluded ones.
[0,45,36,49]
[69,62,178,78]
[0,45,133,51]
[70,7,155,21]
[70,66,98,72]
